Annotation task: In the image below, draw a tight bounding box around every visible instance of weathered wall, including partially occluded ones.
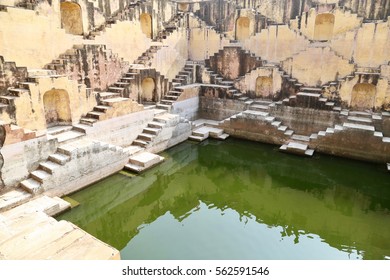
[331,21,390,68]
[0,6,82,69]
[271,106,341,135]
[147,115,191,154]
[281,46,355,86]
[311,128,390,162]
[199,96,247,121]
[234,66,283,99]
[207,46,263,80]
[42,139,130,197]
[151,28,188,81]
[47,44,128,91]
[1,135,57,189]
[290,8,362,40]
[83,109,155,147]
[94,19,152,64]
[187,14,230,62]
[338,74,389,109]
[243,25,309,63]
[171,84,201,120]
[12,75,96,131]
[0,56,27,96]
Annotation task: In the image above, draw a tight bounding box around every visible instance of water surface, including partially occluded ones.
[58,139,390,260]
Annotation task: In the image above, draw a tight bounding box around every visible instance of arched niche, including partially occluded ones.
[236,17,250,41]
[350,83,376,110]
[43,89,72,127]
[255,76,273,97]
[60,2,84,35]
[140,13,153,39]
[141,77,156,102]
[313,13,335,41]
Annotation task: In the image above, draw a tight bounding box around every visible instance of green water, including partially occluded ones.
[57,139,390,260]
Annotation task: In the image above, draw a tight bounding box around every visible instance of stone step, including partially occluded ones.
[8,88,29,96]
[387,163,390,172]
[99,91,120,99]
[347,116,372,123]
[217,133,229,140]
[243,110,269,117]
[30,170,51,183]
[188,135,207,142]
[132,139,149,147]
[148,121,165,129]
[108,87,125,93]
[143,127,160,135]
[343,122,375,132]
[161,100,175,105]
[48,153,70,165]
[52,130,85,143]
[71,124,90,134]
[86,111,105,120]
[0,189,33,212]
[250,104,269,111]
[20,178,43,194]
[164,95,179,100]
[284,130,294,136]
[138,133,155,141]
[39,161,61,174]
[291,134,311,142]
[0,95,16,104]
[156,104,171,111]
[94,105,111,113]
[114,82,129,87]
[128,152,163,169]
[168,90,182,96]
[80,118,97,126]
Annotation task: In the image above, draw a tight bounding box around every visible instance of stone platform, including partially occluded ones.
[0,195,120,259]
[124,152,164,173]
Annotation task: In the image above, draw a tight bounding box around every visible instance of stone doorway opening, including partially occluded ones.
[43,89,72,128]
[60,1,84,35]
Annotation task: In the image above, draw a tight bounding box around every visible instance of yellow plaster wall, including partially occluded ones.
[13,76,96,132]
[281,46,355,86]
[0,7,82,69]
[93,20,152,65]
[331,21,390,67]
[290,8,362,40]
[338,76,389,109]
[188,26,230,61]
[243,25,309,63]
[234,67,282,96]
[151,28,188,81]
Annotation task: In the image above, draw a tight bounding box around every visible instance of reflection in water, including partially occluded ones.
[58,139,390,259]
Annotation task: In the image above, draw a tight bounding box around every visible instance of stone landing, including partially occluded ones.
[279,141,315,157]
[189,119,229,142]
[0,196,120,259]
[124,152,164,173]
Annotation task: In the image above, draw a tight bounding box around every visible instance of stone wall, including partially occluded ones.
[207,46,262,80]
[1,135,57,190]
[243,25,309,64]
[199,96,247,121]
